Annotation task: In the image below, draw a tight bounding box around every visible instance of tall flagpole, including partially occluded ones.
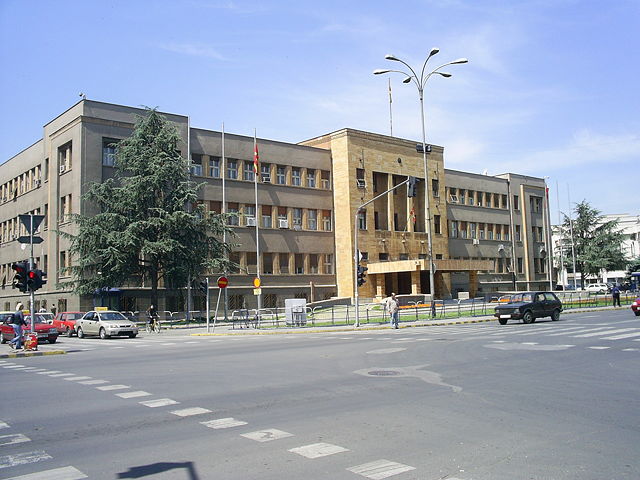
[253,130,262,323]
[221,123,228,322]
[388,78,393,137]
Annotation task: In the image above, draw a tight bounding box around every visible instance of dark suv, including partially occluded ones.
[494,291,563,325]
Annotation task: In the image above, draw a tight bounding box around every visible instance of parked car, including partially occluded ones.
[631,297,640,317]
[585,283,608,294]
[75,310,138,339]
[52,311,85,337]
[37,312,55,324]
[494,292,563,325]
[0,312,59,344]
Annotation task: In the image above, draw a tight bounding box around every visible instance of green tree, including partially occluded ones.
[61,108,233,307]
[560,200,626,288]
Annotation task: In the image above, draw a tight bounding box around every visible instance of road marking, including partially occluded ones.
[171,407,212,417]
[0,422,8,429]
[184,341,199,344]
[64,376,92,381]
[3,365,24,369]
[116,391,152,399]
[161,343,177,346]
[589,346,611,350]
[289,442,349,459]
[5,465,88,479]
[241,429,293,442]
[96,384,130,391]
[27,369,48,372]
[36,370,62,375]
[601,331,640,340]
[366,348,407,354]
[78,379,109,385]
[542,327,611,337]
[48,373,76,377]
[347,459,416,479]
[521,342,539,345]
[20,367,38,370]
[0,450,52,469]
[623,348,639,351]
[200,418,248,429]
[572,328,636,338]
[0,434,30,446]
[139,398,179,408]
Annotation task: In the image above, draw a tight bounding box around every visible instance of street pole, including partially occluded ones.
[205,277,210,332]
[29,215,36,332]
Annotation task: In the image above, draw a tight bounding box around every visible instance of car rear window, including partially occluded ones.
[100,312,127,321]
[510,294,533,303]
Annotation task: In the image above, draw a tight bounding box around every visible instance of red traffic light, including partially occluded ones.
[29,271,36,279]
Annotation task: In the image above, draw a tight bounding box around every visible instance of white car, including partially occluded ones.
[585,283,608,294]
[75,310,138,339]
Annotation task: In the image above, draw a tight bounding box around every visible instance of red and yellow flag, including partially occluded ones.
[253,142,259,175]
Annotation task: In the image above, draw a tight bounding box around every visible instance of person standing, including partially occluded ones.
[9,302,26,350]
[387,293,400,329]
[611,285,621,307]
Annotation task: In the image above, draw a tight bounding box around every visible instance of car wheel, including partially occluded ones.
[498,318,508,325]
[551,309,561,321]
[129,333,137,338]
[77,327,84,338]
[65,327,74,337]
[635,311,640,317]
[48,337,57,344]
[522,310,534,324]
[99,328,109,340]
[0,332,5,344]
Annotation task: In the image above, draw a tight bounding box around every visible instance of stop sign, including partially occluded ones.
[217,276,228,289]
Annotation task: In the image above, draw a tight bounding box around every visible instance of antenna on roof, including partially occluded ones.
[79,92,86,100]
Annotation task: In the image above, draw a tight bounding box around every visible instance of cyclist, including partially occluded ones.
[146,304,160,333]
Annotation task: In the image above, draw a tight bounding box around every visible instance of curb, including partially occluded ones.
[190,317,497,336]
[0,350,67,359]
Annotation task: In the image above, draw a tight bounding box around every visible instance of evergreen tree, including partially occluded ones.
[61,108,233,306]
[560,201,626,288]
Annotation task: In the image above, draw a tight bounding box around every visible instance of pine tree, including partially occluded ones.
[62,108,233,306]
[560,201,626,288]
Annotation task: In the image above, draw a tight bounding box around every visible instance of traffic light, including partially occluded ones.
[11,261,28,292]
[27,269,46,291]
[357,265,368,287]
[198,280,208,294]
[407,176,418,197]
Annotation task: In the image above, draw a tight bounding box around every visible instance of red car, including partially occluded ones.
[53,311,85,337]
[0,312,59,344]
[632,297,640,316]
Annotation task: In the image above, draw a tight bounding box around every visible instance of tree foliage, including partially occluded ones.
[560,200,626,287]
[61,108,233,304]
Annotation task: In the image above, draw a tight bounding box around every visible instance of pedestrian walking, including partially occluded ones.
[387,293,400,329]
[8,302,26,350]
[611,285,621,307]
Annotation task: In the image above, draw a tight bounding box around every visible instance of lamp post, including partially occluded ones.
[374,49,467,316]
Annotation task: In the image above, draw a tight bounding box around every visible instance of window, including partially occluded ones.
[44,158,49,181]
[262,205,272,228]
[102,138,117,166]
[434,215,441,234]
[432,179,439,197]
[450,220,458,238]
[467,190,475,205]
[485,192,492,208]
[323,254,334,274]
[357,209,367,230]
[279,253,290,274]
[470,222,477,239]
[209,201,221,214]
[227,203,239,225]
[530,196,542,213]
[399,253,409,260]
[292,208,302,228]
[261,164,271,182]
[59,251,68,276]
[356,168,366,188]
[501,194,508,209]
[378,252,389,261]
[321,170,331,189]
[322,210,331,231]
[309,254,319,274]
[58,142,72,172]
[504,225,510,241]
[307,209,317,230]
[276,166,286,185]
[190,154,203,176]
[459,189,465,205]
[460,221,468,239]
[515,225,521,241]
[477,191,483,207]
[517,257,523,273]
[449,188,458,203]
[243,161,255,181]
[209,157,220,177]
[479,223,485,239]
[262,253,274,275]
[306,169,316,187]
[497,257,504,273]
[488,224,494,240]
[227,160,238,179]
[243,205,256,226]
[59,194,71,222]
[496,225,502,240]
[513,195,519,210]
[277,206,287,227]
[291,168,301,186]
[295,254,304,274]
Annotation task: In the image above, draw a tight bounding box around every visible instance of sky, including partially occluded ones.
[1,0,638,222]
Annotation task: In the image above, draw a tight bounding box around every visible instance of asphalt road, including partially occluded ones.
[2,308,639,480]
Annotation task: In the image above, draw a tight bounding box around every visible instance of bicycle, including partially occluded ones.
[145,316,161,334]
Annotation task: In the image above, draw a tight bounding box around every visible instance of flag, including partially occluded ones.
[253,141,259,176]
[408,206,416,223]
[388,78,392,104]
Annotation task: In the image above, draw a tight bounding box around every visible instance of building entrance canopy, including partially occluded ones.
[367,258,492,275]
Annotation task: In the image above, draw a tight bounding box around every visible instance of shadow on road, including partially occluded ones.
[117,461,199,479]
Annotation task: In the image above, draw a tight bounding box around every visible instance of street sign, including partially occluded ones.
[253,288,262,296]
[18,236,43,244]
[253,277,261,288]
[217,276,228,289]
[19,214,45,234]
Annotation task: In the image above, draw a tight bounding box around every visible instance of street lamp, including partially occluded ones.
[374,49,467,316]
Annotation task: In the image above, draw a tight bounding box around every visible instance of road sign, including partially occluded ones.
[253,277,261,288]
[18,236,43,244]
[253,288,262,296]
[19,214,45,234]
[217,276,228,289]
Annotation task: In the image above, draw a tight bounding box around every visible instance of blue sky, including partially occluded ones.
[1,0,638,221]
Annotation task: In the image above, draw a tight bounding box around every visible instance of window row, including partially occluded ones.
[224,252,334,275]
[0,205,48,244]
[447,188,508,209]
[0,165,43,204]
[449,221,513,241]
[207,202,332,231]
